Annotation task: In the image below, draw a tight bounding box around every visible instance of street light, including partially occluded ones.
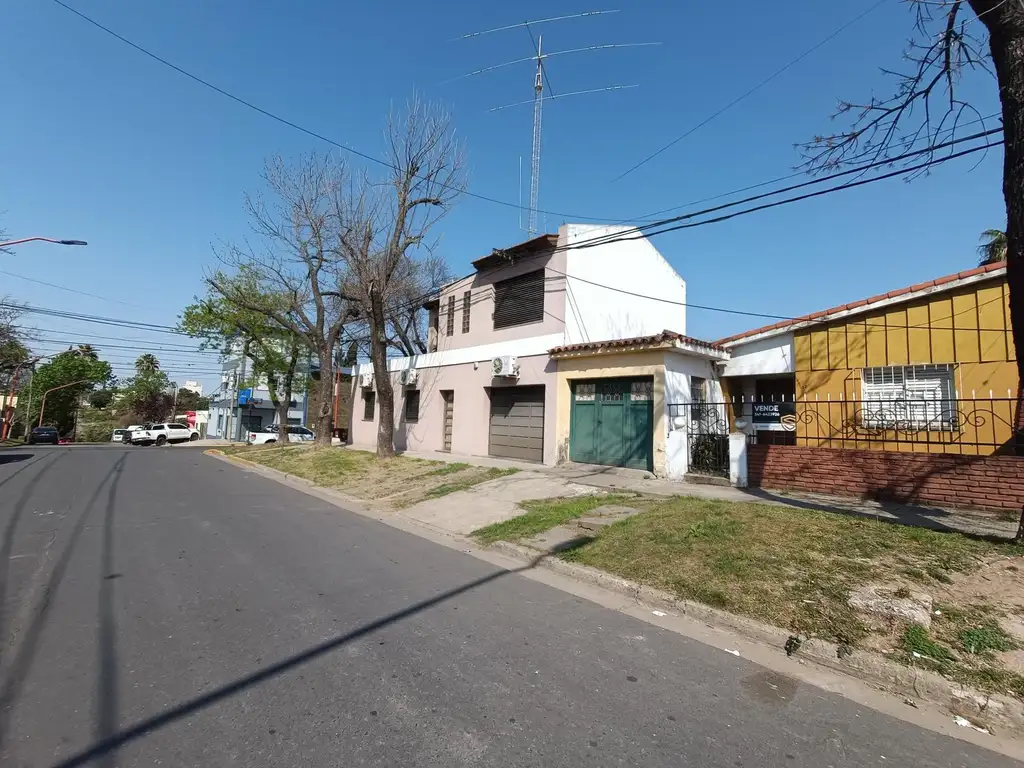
[0,237,88,248]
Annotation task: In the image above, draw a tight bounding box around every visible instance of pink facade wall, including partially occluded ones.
[348,353,558,464]
[434,248,567,351]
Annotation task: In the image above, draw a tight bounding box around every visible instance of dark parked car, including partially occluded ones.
[28,426,60,445]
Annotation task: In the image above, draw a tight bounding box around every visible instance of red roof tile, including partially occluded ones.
[716,261,1006,346]
[550,330,727,356]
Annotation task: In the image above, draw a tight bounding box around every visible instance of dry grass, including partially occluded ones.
[473,495,643,544]
[559,497,1020,643]
[543,495,1024,697]
[219,445,518,507]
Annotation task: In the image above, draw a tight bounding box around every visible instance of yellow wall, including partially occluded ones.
[554,349,666,473]
[793,276,1017,454]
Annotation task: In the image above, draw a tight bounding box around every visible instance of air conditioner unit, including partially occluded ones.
[359,372,374,389]
[401,368,418,386]
[491,355,520,378]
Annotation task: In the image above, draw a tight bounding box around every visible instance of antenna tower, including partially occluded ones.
[454,11,658,235]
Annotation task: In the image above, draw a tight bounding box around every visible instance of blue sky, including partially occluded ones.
[1,0,1005,393]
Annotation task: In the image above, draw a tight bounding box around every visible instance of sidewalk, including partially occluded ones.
[394,447,1019,540]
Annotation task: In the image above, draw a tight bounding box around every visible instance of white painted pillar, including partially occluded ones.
[729,432,748,488]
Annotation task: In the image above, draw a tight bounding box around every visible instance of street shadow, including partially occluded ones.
[0,451,55,493]
[96,455,126,768]
[547,535,595,555]
[0,453,33,465]
[52,546,564,768]
[0,454,127,754]
[0,451,67,693]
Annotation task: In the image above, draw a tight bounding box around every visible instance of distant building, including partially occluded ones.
[206,352,311,441]
[182,380,203,396]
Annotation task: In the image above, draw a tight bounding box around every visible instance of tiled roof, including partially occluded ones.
[716,261,1007,346]
[549,330,727,356]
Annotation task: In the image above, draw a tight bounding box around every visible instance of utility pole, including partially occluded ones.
[234,341,250,442]
[453,10,656,234]
[528,35,544,236]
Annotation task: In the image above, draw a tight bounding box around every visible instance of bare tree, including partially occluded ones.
[333,99,466,457]
[385,253,451,356]
[801,0,1024,537]
[208,154,357,446]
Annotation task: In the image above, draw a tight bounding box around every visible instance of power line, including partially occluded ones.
[50,0,617,224]
[594,141,1003,246]
[614,0,889,180]
[0,269,143,307]
[620,111,1001,223]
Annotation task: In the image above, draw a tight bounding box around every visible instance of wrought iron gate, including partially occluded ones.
[671,401,730,477]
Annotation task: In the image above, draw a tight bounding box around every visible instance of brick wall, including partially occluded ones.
[747,444,1024,512]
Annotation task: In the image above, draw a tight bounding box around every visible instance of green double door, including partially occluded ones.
[570,377,654,471]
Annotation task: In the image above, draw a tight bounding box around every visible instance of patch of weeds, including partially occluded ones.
[422,467,519,501]
[925,566,954,584]
[424,462,470,476]
[667,578,731,609]
[473,494,639,544]
[957,622,1016,656]
[899,566,928,582]
[902,625,954,664]
[892,586,912,599]
[685,515,742,541]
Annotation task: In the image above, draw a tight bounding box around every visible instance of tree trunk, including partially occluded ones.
[977,2,1024,539]
[313,346,334,447]
[370,287,395,458]
[275,343,300,442]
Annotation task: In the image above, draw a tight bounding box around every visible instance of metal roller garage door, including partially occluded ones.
[488,386,545,462]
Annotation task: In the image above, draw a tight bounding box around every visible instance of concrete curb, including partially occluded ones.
[206,449,1024,737]
[487,539,1024,736]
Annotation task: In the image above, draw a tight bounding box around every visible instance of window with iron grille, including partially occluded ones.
[861,364,957,429]
[405,390,420,422]
[462,291,471,334]
[362,391,375,421]
[493,269,544,329]
[446,295,455,336]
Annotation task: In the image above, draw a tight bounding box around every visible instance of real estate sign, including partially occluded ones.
[751,401,797,431]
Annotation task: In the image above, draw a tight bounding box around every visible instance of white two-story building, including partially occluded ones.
[349,224,729,476]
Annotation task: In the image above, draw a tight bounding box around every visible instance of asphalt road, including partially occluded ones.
[0,446,1017,767]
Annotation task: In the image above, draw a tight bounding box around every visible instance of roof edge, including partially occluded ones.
[718,262,1007,347]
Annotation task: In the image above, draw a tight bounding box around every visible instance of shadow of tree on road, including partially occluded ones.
[51,546,563,768]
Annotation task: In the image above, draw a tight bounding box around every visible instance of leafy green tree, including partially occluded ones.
[118,355,173,423]
[175,386,210,413]
[0,302,30,382]
[88,388,114,410]
[180,286,306,442]
[27,350,112,434]
[135,354,160,374]
[978,229,1008,266]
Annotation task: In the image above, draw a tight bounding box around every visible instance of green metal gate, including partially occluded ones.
[570,377,654,471]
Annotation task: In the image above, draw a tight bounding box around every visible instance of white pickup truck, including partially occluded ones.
[247,425,316,445]
[129,422,200,446]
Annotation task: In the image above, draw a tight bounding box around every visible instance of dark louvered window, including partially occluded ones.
[405,390,420,422]
[446,295,455,336]
[493,269,544,330]
[362,391,375,421]
[462,291,471,334]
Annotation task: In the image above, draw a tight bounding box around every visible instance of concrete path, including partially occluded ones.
[397,471,605,535]
[0,445,1017,766]
[397,448,1019,540]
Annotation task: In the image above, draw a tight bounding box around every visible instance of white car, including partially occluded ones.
[130,422,200,446]
[247,425,316,445]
